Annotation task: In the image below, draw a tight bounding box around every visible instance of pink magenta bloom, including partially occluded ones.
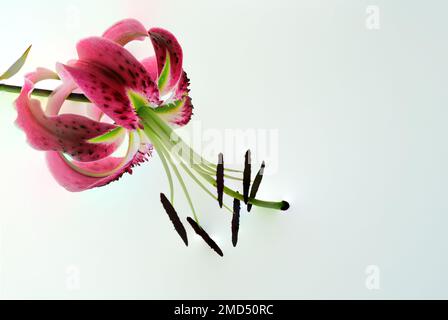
[14,19,193,192]
[0,18,290,255]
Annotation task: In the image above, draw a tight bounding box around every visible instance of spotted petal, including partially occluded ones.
[62,37,161,129]
[60,61,140,130]
[148,28,183,95]
[77,37,160,104]
[46,81,77,116]
[101,20,192,126]
[153,96,193,127]
[46,132,152,192]
[140,56,158,83]
[153,71,193,127]
[174,71,191,99]
[15,69,124,162]
[140,56,193,127]
[102,19,148,46]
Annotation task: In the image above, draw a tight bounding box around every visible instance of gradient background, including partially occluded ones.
[1,0,447,299]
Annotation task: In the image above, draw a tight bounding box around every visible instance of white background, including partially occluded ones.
[0,0,447,299]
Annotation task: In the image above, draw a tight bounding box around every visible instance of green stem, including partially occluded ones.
[0,83,90,102]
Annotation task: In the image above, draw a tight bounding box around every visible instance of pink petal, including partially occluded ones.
[46,135,152,192]
[15,71,123,162]
[102,18,148,46]
[86,104,104,121]
[25,67,59,83]
[141,58,191,106]
[155,96,193,127]
[103,21,185,98]
[60,61,140,130]
[53,63,105,121]
[174,71,191,100]
[152,71,193,127]
[149,28,183,94]
[76,37,159,104]
[46,81,77,116]
[140,56,158,82]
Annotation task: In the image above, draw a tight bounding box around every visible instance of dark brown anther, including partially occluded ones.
[160,193,188,246]
[243,150,251,204]
[187,217,223,257]
[247,161,265,212]
[216,153,224,208]
[232,196,241,247]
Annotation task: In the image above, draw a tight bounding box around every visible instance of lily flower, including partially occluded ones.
[0,19,289,254]
[13,19,194,192]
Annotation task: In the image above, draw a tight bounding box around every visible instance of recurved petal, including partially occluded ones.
[60,61,140,130]
[149,71,193,127]
[140,56,158,83]
[153,96,193,127]
[174,71,191,99]
[103,21,186,100]
[76,36,160,105]
[45,132,152,192]
[86,104,104,121]
[46,81,77,116]
[15,69,124,162]
[148,27,183,95]
[102,18,148,46]
[141,57,191,100]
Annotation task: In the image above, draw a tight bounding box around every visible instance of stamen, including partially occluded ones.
[247,161,265,213]
[187,217,223,257]
[160,193,188,246]
[232,196,241,247]
[243,150,251,204]
[216,153,224,208]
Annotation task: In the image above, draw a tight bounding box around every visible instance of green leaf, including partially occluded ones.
[0,45,32,81]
